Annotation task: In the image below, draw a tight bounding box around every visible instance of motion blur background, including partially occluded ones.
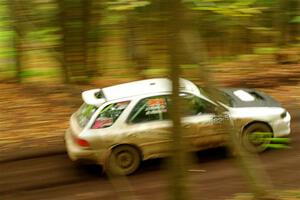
[1,1,300,200]
[0,0,299,84]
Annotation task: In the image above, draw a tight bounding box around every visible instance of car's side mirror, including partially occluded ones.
[213,106,219,114]
[204,104,218,114]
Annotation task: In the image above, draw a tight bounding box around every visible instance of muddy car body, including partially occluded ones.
[65,78,291,175]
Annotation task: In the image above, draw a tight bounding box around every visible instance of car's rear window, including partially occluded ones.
[77,103,98,128]
[92,101,130,129]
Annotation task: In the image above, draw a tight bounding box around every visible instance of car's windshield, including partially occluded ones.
[77,103,98,128]
[198,87,233,107]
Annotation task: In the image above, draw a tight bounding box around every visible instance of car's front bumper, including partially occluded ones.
[270,112,291,138]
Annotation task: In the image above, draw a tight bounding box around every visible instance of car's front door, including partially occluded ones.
[179,94,227,150]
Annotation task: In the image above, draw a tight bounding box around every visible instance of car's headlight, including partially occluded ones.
[280,111,287,119]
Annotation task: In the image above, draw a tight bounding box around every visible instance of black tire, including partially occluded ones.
[105,145,141,176]
[241,123,272,153]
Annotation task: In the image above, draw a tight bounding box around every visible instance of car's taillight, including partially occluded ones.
[76,137,90,147]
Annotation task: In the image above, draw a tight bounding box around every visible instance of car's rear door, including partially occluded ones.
[125,95,173,159]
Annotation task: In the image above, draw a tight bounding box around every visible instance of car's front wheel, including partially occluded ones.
[105,145,141,176]
[241,123,272,153]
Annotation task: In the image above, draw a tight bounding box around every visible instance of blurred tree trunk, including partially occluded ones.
[289,0,300,42]
[126,12,149,79]
[180,21,277,200]
[82,0,91,77]
[58,0,95,83]
[57,0,69,83]
[8,0,24,83]
[166,0,187,200]
[83,0,102,78]
[276,0,293,46]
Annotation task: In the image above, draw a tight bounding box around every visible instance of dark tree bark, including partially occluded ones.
[180,17,277,200]
[126,11,149,79]
[165,0,187,200]
[57,0,69,83]
[83,0,102,78]
[58,0,97,83]
[8,0,24,83]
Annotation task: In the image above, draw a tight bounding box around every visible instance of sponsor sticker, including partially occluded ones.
[146,98,167,115]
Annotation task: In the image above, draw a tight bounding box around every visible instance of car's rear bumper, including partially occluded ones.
[65,129,100,163]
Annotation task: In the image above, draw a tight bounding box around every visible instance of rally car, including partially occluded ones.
[65,78,291,175]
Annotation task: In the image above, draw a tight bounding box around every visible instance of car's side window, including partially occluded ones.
[128,96,169,124]
[92,101,130,129]
[179,93,215,116]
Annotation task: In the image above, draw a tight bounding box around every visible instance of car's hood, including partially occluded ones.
[220,88,281,108]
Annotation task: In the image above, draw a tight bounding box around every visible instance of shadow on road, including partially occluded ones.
[76,147,230,177]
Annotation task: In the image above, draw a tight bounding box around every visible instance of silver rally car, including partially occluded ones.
[65,78,291,175]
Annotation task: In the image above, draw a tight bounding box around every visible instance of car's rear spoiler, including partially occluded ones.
[82,89,106,106]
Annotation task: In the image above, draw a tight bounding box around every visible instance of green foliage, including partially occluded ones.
[184,0,264,17]
[19,68,60,78]
[101,13,124,25]
[180,64,199,69]
[106,0,151,11]
[251,132,291,149]
[226,190,300,200]
[0,30,13,41]
[0,0,299,82]
[253,47,279,55]
[26,28,60,43]
[265,144,290,149]
[290,16,300,23]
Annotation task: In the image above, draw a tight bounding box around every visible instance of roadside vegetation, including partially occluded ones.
[0,0,300,200]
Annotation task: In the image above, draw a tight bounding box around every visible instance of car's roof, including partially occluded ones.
[101,78,201,101]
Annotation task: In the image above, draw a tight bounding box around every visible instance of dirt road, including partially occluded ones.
[1,110,300,200]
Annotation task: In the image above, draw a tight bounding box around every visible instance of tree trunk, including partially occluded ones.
[57,0,70,83]
[58,0,91,83]
[126,11,149,79]
[166,0,187,200]
[180,24,277,200]
[8,0,23,83]
[83,0,101,79]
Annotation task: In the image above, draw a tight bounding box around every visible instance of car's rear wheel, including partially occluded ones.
[105,145,141,176]
[241,123,272,153]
